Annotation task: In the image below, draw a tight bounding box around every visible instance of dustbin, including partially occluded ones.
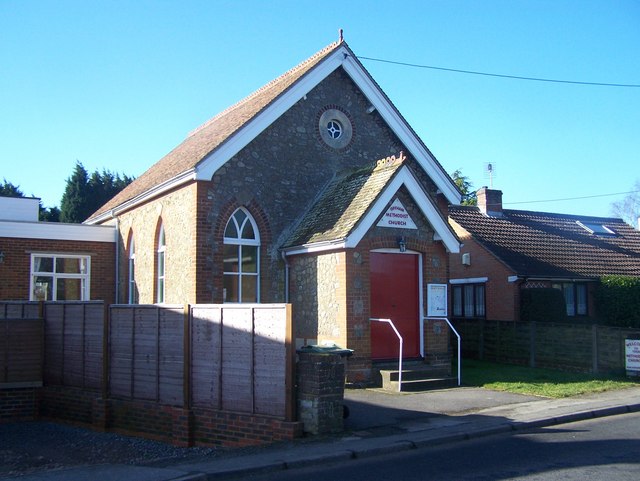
[297,343,354,358]
[296,344,353,434]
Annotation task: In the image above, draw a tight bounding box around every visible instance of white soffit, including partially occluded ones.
[195,47,346,181]
[92,44,461,221]
[341,56,461,205]
[195,45,461,207]
[347,166,460,253]
[0,221,116,243]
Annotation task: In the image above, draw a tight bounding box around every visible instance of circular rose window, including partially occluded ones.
[318,107,353,150]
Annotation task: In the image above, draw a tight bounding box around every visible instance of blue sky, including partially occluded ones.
[2,0,639,218]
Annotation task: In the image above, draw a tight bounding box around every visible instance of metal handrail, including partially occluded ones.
[370,318,403,392]
[425,317,461,386]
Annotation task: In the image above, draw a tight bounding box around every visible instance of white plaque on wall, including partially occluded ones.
[376,198,417,229]
[427,283,448,317]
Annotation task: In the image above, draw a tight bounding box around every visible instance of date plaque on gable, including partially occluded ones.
[377,198,417,229]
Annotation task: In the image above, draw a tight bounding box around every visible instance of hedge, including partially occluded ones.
[595,276,640,328]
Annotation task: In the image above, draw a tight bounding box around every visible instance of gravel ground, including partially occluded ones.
[0,421,223,478]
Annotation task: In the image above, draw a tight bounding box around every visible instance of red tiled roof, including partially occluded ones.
[449,206,640,279]
[88,41,343,221]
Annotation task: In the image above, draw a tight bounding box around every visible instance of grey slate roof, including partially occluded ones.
[448,206,640,279]
[283,157,406,249]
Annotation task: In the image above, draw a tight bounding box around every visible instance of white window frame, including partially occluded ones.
[30,253,91,301]
[223,207,260,303]
[156,224,166,304]
[128,237,136,304]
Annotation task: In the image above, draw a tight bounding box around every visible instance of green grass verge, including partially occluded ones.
[459,359,639,398]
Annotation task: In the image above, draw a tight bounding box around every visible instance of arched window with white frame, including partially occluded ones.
[223,207,260,303]
[156,223,166,304]
[128,235,137,304]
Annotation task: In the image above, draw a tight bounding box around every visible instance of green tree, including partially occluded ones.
[0,179,24,197]
[451,169,477,206]
[60,161,134,223]
[40,206,60,222]
[60,161,91,222]
[610,179,640,228]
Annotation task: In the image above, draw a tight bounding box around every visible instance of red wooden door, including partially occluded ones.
[370,252,420,360]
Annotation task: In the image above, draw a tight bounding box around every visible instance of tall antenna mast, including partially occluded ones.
[484,162,496,188]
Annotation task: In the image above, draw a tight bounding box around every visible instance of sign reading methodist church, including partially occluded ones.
[377,198,417,229]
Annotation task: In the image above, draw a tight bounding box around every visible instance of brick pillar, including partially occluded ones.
[296,351,345,435]
[92,398,111,431]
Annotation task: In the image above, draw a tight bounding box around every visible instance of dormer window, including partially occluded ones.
[576,221,616,236]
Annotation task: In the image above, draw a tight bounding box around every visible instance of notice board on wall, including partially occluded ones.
[427,283,447,318]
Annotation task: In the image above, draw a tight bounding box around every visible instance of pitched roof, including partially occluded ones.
[88,41,343,221]
[449,206,640,279]
[283,155,406,249]
[283,153,460,254]
[86,40,461,224]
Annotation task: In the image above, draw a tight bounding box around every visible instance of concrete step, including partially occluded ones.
[378,364,457,392]
[381,367,451,383]
[385,376,458,392]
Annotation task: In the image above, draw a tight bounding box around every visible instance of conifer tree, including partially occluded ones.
[60,161,91,222]
[59,162,134,223]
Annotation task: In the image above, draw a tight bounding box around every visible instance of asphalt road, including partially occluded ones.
[244,411,640,480]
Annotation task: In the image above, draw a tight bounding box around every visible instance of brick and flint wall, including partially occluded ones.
[289,188,452,383]
[116,183,198,304]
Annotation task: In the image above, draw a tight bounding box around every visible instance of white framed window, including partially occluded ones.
[128,237,137,304]
[156,224,166,304]
[223,208,260,303]
[30,253,90,301]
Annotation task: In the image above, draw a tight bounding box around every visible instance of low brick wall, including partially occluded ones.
[0,387,40,422]
[3,386,304,447]
[191,407,303,448]
[39,386,100,425]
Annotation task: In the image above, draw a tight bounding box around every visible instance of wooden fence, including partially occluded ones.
[453,318,640,373]
[0,301,292,418]
[1,302,43,387]
[108,304,292,418]
[44,302,105,389]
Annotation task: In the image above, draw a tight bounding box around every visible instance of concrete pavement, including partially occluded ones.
[8,386,640,481]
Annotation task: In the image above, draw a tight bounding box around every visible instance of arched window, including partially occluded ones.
[223,208,260,302]
[128,236,137,304]
[156,223,166,303]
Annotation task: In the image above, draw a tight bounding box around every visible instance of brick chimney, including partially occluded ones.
[477,187,503,217]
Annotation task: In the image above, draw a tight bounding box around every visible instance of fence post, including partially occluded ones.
[285,304,295,422]
[479,319,485,360]
[102,304,110,399]
[529,321,536,368]
[592,324,598,374]
[183,304,191,409]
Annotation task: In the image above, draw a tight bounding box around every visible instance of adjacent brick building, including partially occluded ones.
[448,187,640,322]
[86,40,462,383]
[0,196,116,304]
